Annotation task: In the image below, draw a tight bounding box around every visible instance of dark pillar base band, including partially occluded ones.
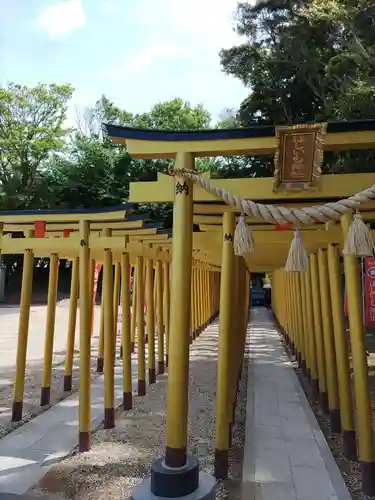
[151,454,198,498]
[319,391,329,415]
[301,359,307,376]
[40,386,50,407]
[214,449,229,479]
[307,368,311,383]
[361,461,375,497]
[166,354,169,367]
[123,391,132,410]
[79,431,91,452]
[228,422,233,448]
[343,430,357,462]
[131,342,135,353]
[165,446,187,468]
[311,379,319,402]
[189,337,193,345]
[120,345,123,359]
[145,335,148,344]
[63,374,72,392]
[12,401,23,422]
[329,409,341,434]
[158,361,165,375]
[96,357,104,373]
[149,368,156,384]
[297,352,302,368]
[104,407,115,429]
[138,379,146,396]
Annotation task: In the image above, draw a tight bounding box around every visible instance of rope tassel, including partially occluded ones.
[285,228,309,272]
[234,215,254,256]
[343,212,375,256]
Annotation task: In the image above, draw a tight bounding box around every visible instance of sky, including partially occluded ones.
[0,0,250,127]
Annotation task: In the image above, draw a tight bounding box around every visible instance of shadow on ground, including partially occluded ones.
[25,325,249,500]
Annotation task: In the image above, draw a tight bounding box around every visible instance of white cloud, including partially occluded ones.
[106,40,185,80]
[62,0,252,126]
[36,0,85,39]
[105,0,244,84]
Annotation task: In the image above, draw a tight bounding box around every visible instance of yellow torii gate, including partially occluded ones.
[104,119,375,499]
[0,206,175,441]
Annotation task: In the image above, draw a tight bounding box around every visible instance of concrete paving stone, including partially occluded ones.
[275,378,297,390]
[281,413,310,427]
[254,393,279,407]
[254,412,282,428]
[292,465,336,500]
[0,427,46,451]
[278,401,306,418]
[253,438,288,454]
[253,481,297,500]
[279,391,300,404]
[281,418,315,440]
[252,424,285,441]
[254,448,293,484]
[29,425,78,453]
[0,463,48,495]
[286,439,324,468]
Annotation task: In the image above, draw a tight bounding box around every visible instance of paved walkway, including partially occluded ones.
[0,307,353,498]
[242,309,351,500]
[0,358,138,495]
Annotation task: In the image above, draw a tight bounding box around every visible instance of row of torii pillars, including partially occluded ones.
[5,161,375,498]
[272,213,375,497]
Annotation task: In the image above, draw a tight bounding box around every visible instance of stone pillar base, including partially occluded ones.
[132,456,216,500]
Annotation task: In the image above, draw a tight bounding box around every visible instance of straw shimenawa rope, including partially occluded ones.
[171,168,375,226]
[170,168,375,268]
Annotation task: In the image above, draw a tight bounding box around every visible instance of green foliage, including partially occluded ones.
[44,96,215,225]
[131,98,211,130]
[0,82,73,209]
[219,0,375,173]
[2,2,375,218]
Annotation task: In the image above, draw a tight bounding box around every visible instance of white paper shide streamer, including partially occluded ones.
[169,167,375,263]
[234,215,254,256]
[285,228,309,272]
[343,212,375,256]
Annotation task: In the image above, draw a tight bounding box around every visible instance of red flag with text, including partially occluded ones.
[364,257,375,327]
[91,264,102,335]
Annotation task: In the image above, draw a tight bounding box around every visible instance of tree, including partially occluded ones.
[129,98,211,130]
[301,0,375,69]
[48,97,215,225]
[0,82,73,208]
[219,0,375,173]
[220,1,375,123]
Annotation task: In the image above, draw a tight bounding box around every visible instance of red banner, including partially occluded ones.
[364,257,375,327]
[91,264,102,335]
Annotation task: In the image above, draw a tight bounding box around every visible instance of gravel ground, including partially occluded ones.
[0,303,103,438]
[26,321,249,500]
